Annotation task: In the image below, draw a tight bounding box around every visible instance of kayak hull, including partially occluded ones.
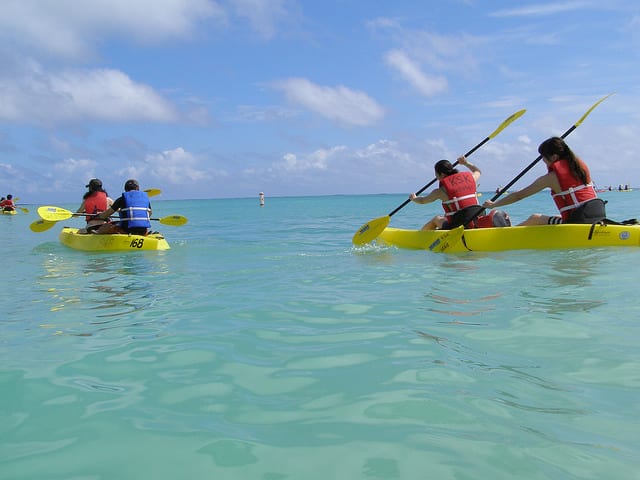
[1,209,17,215]
[59,227,170,251]
[376,224,640,253]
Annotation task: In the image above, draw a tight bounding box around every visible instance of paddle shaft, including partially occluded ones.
[78,212,175,223]
[351,109,525,245]
[489,128,580,203]
[387,141,486,217]
[387,109,526,218]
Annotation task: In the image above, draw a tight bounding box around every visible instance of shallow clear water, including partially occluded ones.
[2,191,639,479]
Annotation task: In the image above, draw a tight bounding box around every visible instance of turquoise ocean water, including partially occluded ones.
[2,191,639,479]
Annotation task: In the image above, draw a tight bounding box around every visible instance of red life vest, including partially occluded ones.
[84,191,108,222]
[0,199,15,210]
[548,159,597,221]
[439,171,479,217]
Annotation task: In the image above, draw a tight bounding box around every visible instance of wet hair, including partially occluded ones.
[434,159,459,176]
[538,137,588,184]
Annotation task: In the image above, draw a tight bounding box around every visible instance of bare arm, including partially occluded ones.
[458,155,481,182]
[410,187,446,205]
[97,206,116,221]
[484,172,556,209]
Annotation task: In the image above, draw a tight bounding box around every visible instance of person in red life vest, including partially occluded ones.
[95,179,152,235]
[76,179,113,233]
[409,156,483,230]
[0,194,16,212]
[483,137,606,225]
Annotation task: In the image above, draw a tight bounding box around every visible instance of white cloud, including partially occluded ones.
[0,66,178,124]
[52,69,178,122]
[490,1,592,18]
[385,49,448,97]
[0,0,223,59]
[140,147,213,184]
[274,77,385,127]
[276,146,347,172]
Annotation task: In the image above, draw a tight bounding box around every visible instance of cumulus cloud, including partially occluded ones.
[385,49,448,97]
[276,146,347,172]
[0,0,223,60]
[274,77,384,127]
[0,66,178,124]
[139,147,212,184]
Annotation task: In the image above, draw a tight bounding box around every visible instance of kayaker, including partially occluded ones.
[0,194,16,212]
[483,137,606,226]
[409,156,487,230]
[76,178,113,233]
[95,179,152,235]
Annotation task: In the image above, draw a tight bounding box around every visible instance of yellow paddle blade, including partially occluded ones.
[488,109,526,139]
[30,219,57,233]
[352,215,390,245]
[428,226,465,253]
[37,205,73,222]
[18,206,30,213]
[144,188,162,197]
[158,215,188,226]
[574,93,614,128]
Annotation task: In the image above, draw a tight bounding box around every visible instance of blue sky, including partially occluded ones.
[1,0,639,203]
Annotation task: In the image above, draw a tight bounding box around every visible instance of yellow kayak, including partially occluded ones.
[375,223,640,253]
[1,209,17,215]
[59,227,170,251]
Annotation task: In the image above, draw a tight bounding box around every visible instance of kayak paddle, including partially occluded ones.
[29,219,57,232]
[352,108,526,245]
[36,206,188,227]
[439,93,614,253]
[487,93,613,206]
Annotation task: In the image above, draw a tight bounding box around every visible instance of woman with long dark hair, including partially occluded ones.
[483,137,605,225]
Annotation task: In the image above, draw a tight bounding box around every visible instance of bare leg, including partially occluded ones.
[517,214,550,226]
[95,223,125,234]
[421,215,446,230]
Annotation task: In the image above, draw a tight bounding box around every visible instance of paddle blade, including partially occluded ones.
[488,109,526,139]
[38,205,73,222]
[352,215,390,245]
[428,226,465,253]
[144,188,162,197]
[18,206,30,214]
[574,93,614,128]
[30,219,57,232]
[158,215,188,226]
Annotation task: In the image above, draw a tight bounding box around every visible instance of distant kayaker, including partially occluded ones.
[0,194,15,212]
[95,179,152,235]
[483,137,606,225]
[259,192,265,207]
[77,178,113,233]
